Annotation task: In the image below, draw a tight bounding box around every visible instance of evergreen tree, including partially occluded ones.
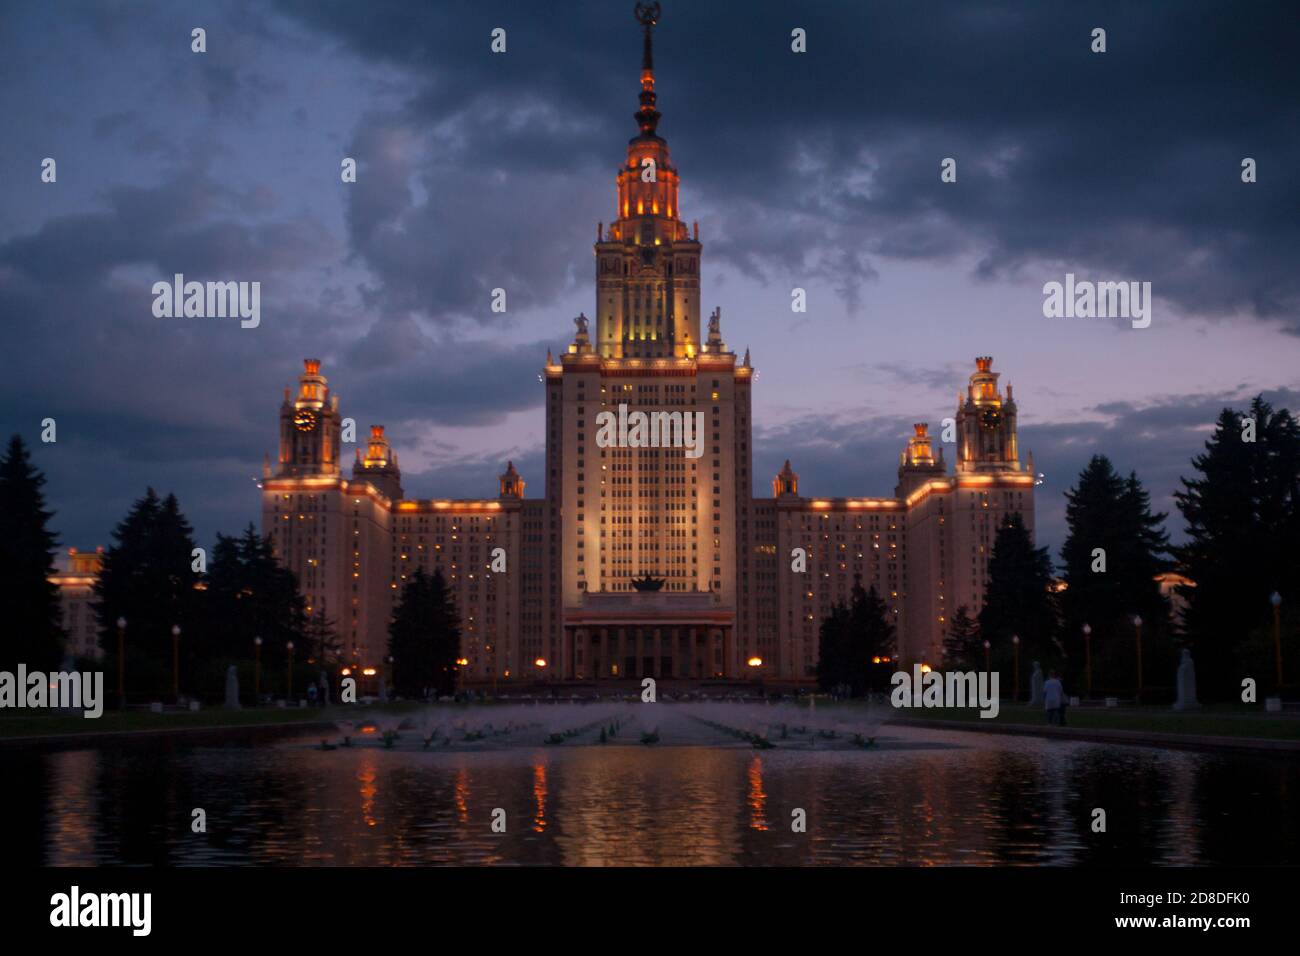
[201,524,308,697]
[304,608,342,668]
[94,489,200,700]
[816,602,852,695]
[1176,397,1300,698]
[817,583,895,696]
[942,605,980,670]
[0,435,64,672]
[1059,456,1171,693]
[978,513,1057,672]
[388,569,461,698]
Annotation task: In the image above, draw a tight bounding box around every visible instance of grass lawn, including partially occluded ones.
[0,701,423,739]
[879,702,1300,740]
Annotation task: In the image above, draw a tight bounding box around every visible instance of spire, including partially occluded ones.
[633,2,662,138]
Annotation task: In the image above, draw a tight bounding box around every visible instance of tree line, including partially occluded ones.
[0,435,461,704]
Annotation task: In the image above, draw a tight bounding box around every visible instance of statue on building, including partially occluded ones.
[574,312,589,336]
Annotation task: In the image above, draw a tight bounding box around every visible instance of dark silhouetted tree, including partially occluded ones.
[1176,397,1300,699]
[388,569,461,698]
[94,490,200,701]
[0,435,63,672]
[942,605,980,671]
[979,513,1057,673]
[1060,456,1171,694]
[202,524,307,698]
[817,583,895,696]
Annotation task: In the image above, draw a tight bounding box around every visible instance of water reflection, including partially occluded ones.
[8,724,1297,866]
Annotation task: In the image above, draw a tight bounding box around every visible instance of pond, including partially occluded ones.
[7,705,1297,866]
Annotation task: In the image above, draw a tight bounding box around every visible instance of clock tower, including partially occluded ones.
[955,356,1020,473]
[278,358,342,476]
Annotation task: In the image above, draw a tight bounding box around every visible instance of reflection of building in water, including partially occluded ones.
[259,10,1033,685]
[551,748,742,866]
[44,750,100,865]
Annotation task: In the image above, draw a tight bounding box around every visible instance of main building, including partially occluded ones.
[260,7,1035,688]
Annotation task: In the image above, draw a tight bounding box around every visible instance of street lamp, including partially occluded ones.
[1271,592,1283,690]
[253,636,262,705]
[286,641,295,701]
[1011,635,1020,702]
[1132,614,1144,704]
[116,616,127,710]
[1081,623,1092,699]
[171,625,181,703]
[983,639,991,674]
[388,654,396,698]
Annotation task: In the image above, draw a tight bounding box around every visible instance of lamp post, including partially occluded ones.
[171,624,181,703]
[388,655,396,698]
[253,636,262,705]
[983,639,991,675]
[1132,614,1144,704]
[116,617,127,710]
[1272,592,1283,690]
[286,641,295,701]
[1012,635,1020,702]
[1082,623,1092,699]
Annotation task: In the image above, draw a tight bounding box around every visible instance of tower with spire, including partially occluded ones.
[594,1,702,360]
[545,2,754,682]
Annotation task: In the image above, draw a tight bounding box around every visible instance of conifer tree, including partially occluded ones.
[1060,456,1170,692]
[942,605,980,671]
[388,568,461,698]
[978,513,1057,671]
[1176,397,1300,698]
[0,435,64,672]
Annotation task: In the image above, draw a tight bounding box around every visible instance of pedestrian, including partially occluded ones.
[1043,670,1065,725]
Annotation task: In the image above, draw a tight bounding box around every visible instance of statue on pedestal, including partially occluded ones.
[1029,661,1044,707]
[224,665,241,710]
[1173,648,1200,711]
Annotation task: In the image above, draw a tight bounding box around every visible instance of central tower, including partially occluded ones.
[594,1,702,359]
[545,2,752,681]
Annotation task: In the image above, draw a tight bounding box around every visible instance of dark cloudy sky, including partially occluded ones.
[2,0,1298,566]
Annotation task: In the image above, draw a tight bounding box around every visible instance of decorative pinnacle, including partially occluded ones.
[633,2,662,137]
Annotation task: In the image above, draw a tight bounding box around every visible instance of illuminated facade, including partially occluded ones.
[50,547,104,660]
[260,9,1034,684]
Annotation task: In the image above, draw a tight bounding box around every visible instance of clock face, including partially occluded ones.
[294,408,318,432]
[980,407,1002,430]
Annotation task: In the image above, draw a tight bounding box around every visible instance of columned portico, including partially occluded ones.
[564,590,733,681]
